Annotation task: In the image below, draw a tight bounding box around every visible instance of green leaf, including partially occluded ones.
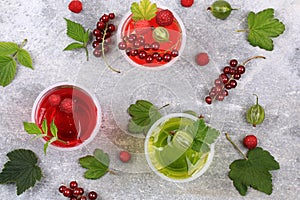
[50,120,58,138]
[79,149,110,180]
[229,147,280,196]
[0,55,17,87]
[83,29,90,44]
[64,18,86,43]
[0,42,19,56]
[127,100,162,134]
[246,8,285,51]
[188,119,220,153]
[41,119,48,134]
[23,122,42,135]
[63,42,84,51]
[17,49,33,69]
[130,0,157,21]
[0,149,42,195]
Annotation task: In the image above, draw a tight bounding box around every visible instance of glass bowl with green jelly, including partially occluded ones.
[145,113,219,182]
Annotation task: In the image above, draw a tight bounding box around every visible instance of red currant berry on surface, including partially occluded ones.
[58,185,67,193]
[92,41,100,48]
[220,73,229,84]
[73,187,84,196]
[223,66,231,74]
[108,24,116,32]
[214,79,222,86]
[95,36,103,43]
[229,59,238,67]
[156,55,163,62]
[233,73,241,80]
[93,49,102,57]
[152,52,159,59]
[163,53,172,62]
[80,196,88,200]
[130,49,138,56]
[63,188,73,197]
[205,96,212,104]
[229,68,236,75]
[118,42,127,50]
[119,151,131,163]
[69,181,78,189]
[143,43,151,51]
[70,196,77,200]
[109,13,115,19]
[48,94,61,107]
[88,191,98,200]
[237,65,245,74]
[216,94,225,101]
[243,135,257,149]
[229,80,237,88]
[222,90,228,96]
[225,84,232,90]
[93,29,101,37]
[100,14,109,22]
[96,21,106,30]
[125,47,132,56]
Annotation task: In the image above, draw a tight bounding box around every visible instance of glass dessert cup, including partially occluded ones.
[117,7,186,69]
[31,82,102,151]
[145,113,215,183]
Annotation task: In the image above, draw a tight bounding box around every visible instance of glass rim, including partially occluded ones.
[144,113,216,183]
[31,81,102,151]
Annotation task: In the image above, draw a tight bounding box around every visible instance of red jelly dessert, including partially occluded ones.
[118,7,186,68]
[32,83,101,149]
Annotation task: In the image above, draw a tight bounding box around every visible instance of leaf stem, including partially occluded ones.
[84,45,89,61]
[158,103,170,110]
[20,39,28,49]
[101,24,120,73]
[108,169,117,175]
[236,29,249,32]
[225,133,248,160]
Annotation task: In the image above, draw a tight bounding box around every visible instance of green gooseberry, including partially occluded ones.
[207,0,237,20]
[152,26,170,42]
[246,94,265,127]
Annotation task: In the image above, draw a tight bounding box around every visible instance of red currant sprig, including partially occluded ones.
[205,56,266,104]
[92,13,120,73]
[58,181,99,200]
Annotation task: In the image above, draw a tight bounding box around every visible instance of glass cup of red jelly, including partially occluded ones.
[31,82,102,150]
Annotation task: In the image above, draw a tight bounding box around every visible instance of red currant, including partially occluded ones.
[58,185,67,193]
[96,21,106,30]
[146,55,153,63]
[171,49,179,57]
[88,191,98,200]
[243,135,257,149]
[63,188,73,197]
[100,14,109,22]
[69,181,78,189]
[229,59,238,67]
[223,66,231,74]
[151,42,160,51]
[109,13,115,19]
[205,96,212,104]
[237,65,246,74]
[138,50,147,59]
[118,42,127,50]
[108,24,116,32]
[163,53,172,62]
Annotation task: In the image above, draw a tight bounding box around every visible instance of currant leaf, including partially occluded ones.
[0,55,17,87]
[0,149,42,195]
[229,147,280,195]
[0,42,19,56]
[17,49,33,69]
[130,0,157,21]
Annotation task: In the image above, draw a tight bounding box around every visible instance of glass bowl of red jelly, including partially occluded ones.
[31,82,102,151]
[117,6,186,69]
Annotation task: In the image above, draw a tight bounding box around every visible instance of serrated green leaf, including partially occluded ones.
[0,149,42,195]
[64,18,86,42]
[83,29,90,44]
[130,0,157,21]
[127,100,162,134]
[79,153,109,180]
[128,119,148,134]
[246,8,285,51]
[0,42,19,56]
[229,147,280,196]
[23,122,42,135]
[191,140,210,153]
[17,49,33,69]
[0,55,17,87]
[63,42,84,51]
[93,149,110,167]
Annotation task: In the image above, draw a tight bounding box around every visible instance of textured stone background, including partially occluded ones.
[0,0,299,199]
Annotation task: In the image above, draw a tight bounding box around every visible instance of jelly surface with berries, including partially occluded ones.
[34,85,98,148]
[119,8,183,68]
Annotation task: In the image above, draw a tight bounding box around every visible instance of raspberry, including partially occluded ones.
[59,98,73,114]
[119,151,131,163]
[156,9,174,27]
[48,94,61,106]
[68,0,82,13]
[134,20,151,35]
[195,52,209,66]
[181,0,194,7]
[243,135,258,149]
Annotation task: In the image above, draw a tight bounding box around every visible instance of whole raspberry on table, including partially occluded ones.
[68,0,82,13]
[181,0,194,7]
[156,9,174,27]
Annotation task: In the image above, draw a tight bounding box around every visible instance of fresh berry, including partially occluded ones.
[181,0,194,7]
[59,98,73,114]
[48,94,61,107]
[58,185,67,193]
[63,188,73,197]
[195,52,209,66]
[156,9,174,26]
[229,59,238,67]
[134,20,151,35]
[243,135,257,149]
[88,191,98,200]
[68,0,82,13]
[119,151,131,163]
[109,13,115,19]
[69,180,78,189]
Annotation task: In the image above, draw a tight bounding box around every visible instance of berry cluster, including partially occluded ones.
[92,13,116,58]
[205,56,265,104]
[118,33,179,64]
[58,181,98,200]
